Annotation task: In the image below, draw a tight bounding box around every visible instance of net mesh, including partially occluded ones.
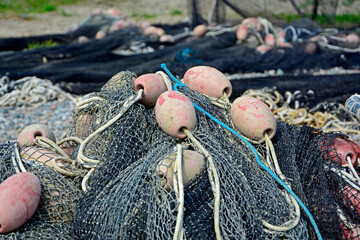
[0,142,81,239]
[70,71,310,239]
[1,68,360,239]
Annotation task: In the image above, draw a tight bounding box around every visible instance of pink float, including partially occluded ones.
[242,17,261,30]
[0,172,41,233]
[183,66,232,98]
[231,96,277,139]
[155,90,196,139]
[193,24,207,38]
[157,150,205,192]
[236,24,248,41]
[20,146,61,168]
[256,44,272,53]
[265,33,276,47]
[17,124,56,148]
[329,138,358,166]
[134,73,168,108]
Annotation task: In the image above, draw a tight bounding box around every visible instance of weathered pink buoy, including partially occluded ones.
[106,8,121,17]
[193,24,207,38]
[256,44,272,53]
[348,140,360,167]
[17,124,56,148]
[183,66,232,98]
[346,33,359,44]
[236,24,248,41]
[242,17,261,30]
[265,33,276,47]
[144,26,157,36]
[92,8,102,15]
[328,137,358,166]
[340,220,360,240]
[77,36,89,44]
[139,21,151,31]
[154,27,165,37]
[134,73,168,108]
[159,34,173,42]
[276,30,285,45]
[155,91,196,139]
[20,146,62,168]
[157,150,205,192]
[75,113,93,139]
[342,185,360,217]
[231,96,277,139]
[0,172,41,233]
[279,42,293,48]
[95,30,106,40]
[304,42,318,54]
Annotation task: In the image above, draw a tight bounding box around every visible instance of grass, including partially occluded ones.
[27,39,58,49]
[275,12,360,27]
[0,0,83,14]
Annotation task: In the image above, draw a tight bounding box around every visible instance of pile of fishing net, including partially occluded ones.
[1,64,360,239]
[1,9,360,96]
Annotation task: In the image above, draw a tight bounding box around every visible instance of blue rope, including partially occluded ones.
[161,63,323,240]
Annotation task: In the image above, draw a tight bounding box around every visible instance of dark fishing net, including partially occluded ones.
[64,71,158,193]
[0,142,81,239]
[2,67,360,239]
[271,120,360,239]
[70,69,313,240]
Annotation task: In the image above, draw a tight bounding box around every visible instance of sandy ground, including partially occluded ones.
[0,0,188,38]
[1,0,360,38]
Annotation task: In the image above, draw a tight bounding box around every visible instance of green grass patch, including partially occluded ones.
[170,10,182,16]
[275,12,360,26]
[0,0,82,14]
[27,39,58,49]
[143,13,156,19]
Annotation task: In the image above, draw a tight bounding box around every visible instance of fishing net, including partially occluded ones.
[0,141,82,239]
[2,65,360,239]
[70,68,313,240]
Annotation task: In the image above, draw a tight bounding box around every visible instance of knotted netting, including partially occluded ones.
[69,67,314,240]
[2,65,360,239]
[0,141,81,239]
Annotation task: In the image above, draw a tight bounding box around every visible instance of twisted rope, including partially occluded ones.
[0,76,78,107]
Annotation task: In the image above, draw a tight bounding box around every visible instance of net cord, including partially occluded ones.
[173,144,185,240]
[161,63,323,240]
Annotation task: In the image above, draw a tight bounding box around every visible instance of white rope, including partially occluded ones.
[208,0,218,25]
[156,71,173,91]
[173,144,185,240]
[345,155,360,183]
[0,76,78,107]
[82,168,95,192]
[78,90,143,164]
[263,133,301,232]
[183,128,222,240]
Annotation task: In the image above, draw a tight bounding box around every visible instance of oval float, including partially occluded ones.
[155,90,196,139]
[231,96,276,139]
[134,73,168,108]
[0,172,41,233]
[17,124,56,148]
[183,66,232,98]
[157,150,205,192]
[236,24,248,41]
[329,138,358,166]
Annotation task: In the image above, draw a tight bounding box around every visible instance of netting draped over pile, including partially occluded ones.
[0,142,81,239]
[68,69,313,240]
[1,66,360,239]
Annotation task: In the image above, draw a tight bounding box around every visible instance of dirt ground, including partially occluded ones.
[2,0,360,38]
[0,0,187,37]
